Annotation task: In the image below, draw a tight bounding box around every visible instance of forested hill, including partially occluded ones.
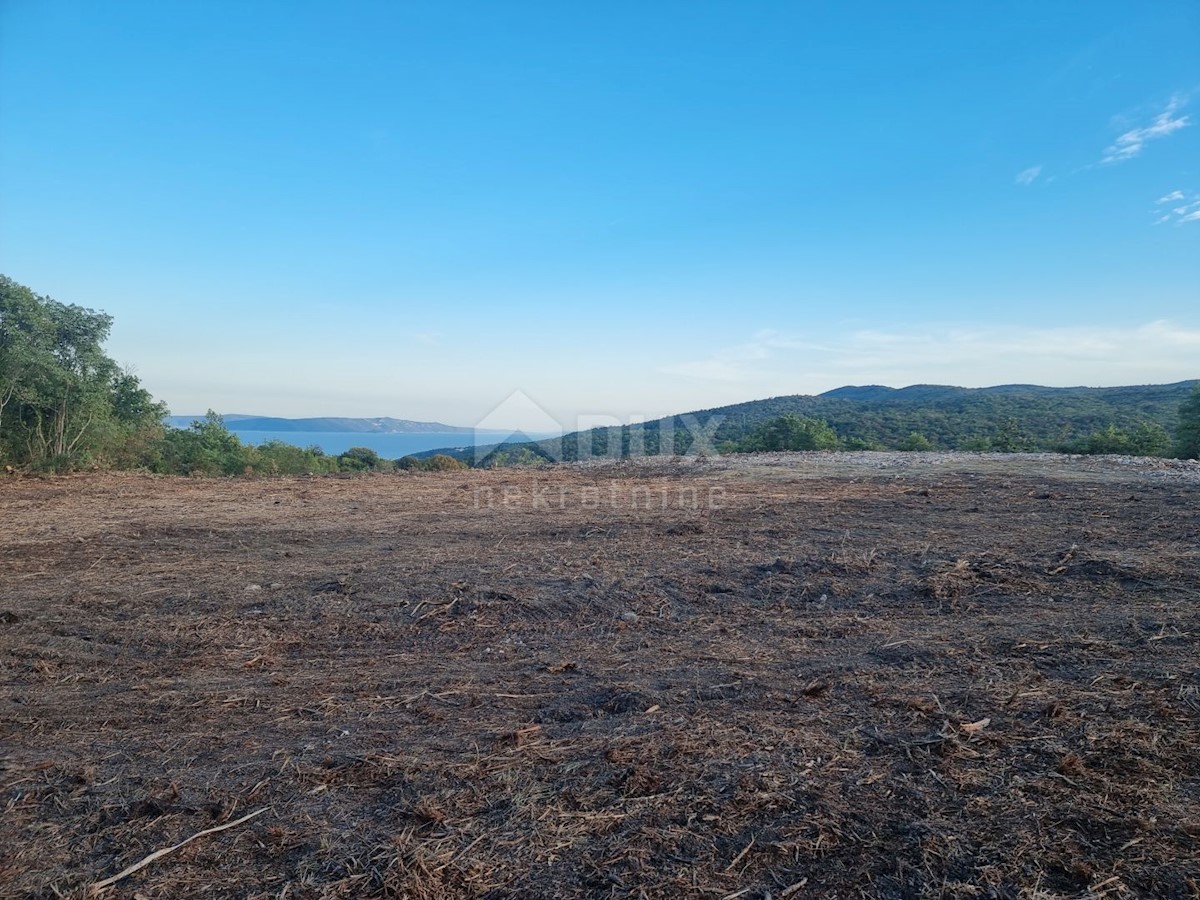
[711,381,1198,446]
[465,380,1199,464]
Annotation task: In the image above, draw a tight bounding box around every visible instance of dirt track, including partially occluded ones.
[2,453,1199,899]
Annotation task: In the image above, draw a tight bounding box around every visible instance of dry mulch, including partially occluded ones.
[1,454,1198,898]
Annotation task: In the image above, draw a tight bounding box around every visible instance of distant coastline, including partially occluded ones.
[225,430,482,458]
[164,414,482,434]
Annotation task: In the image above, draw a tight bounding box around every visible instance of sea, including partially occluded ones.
[228,430,557,458]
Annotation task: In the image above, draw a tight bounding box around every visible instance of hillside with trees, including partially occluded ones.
[467,381,1200,466]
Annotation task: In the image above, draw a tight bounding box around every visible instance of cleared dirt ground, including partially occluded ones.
[2,453,1199,899]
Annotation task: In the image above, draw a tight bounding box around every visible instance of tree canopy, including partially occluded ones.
[738,414,839,452]
[0,275,165,469]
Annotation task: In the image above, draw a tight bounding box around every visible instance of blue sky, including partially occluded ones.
[2,1,1197,429]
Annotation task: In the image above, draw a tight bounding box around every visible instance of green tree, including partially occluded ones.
[253,440,338,475]
[1176,384,1200,459]
[898,431,933,451]
[424,453,468,471]
[159,412,251,475]
[338,446,385,471]
[1077,422,1172,457]
[740,414,839,452]
[0,275,165,469]
[990,417,1034,453]
[1128,422,1171,457]
[1081,424,1131,455]
[0,277,51,455]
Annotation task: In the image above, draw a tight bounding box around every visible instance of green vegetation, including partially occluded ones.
[1068,422,1173,458]
[424,453,469,471]
[0,275,165,471]
[478,445,551,468]
[256,441,338,475]
[145,415,474,475]
[152,412,339,475]
[337,446,388,471]
[157,411,252,475]
[150,417,488,475]
[1176,384,1200,460]
[988,417,1037,453]
[899,431,934,451]
[737,414,838,452]
[398,453,469,471]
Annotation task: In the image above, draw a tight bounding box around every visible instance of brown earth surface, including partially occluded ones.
[2,453,1199,899]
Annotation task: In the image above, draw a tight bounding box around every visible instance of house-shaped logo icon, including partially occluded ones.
[473,390,564,464]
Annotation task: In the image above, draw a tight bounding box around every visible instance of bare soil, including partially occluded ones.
[2,453,1199,899]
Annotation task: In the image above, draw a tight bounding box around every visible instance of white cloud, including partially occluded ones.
[1102,97,1190,164]
[660,322,1200,395]
[660,359,751,382]
[1153,190,1200,225]
[1014,165,1042,186]
[659,329,834,382]
[1137,320,1200,346]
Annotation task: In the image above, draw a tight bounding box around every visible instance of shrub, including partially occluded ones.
[898,431,934,451]
[959,436,992,451]
[841,437,880,451]
[338,446,384,471]
[158,411,252,475]
[253,440,337,474]
[424,454,468,471]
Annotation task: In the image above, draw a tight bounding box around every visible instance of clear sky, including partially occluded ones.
[2,1,1197,430]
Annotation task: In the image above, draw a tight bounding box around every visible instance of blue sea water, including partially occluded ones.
[229,430,555,458]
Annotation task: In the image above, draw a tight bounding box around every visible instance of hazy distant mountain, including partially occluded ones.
[165,415,475,433]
